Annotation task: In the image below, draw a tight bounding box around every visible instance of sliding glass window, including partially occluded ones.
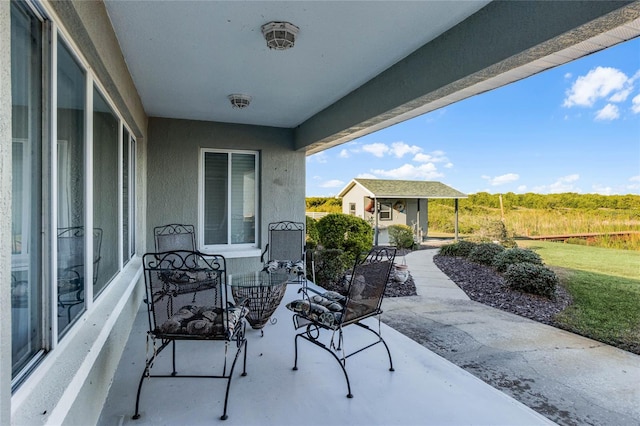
[56,38,86,336]
[93,87,119,296]
[10,0,44,378]
[10,0,138,384]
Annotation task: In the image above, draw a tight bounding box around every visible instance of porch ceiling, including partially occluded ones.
[103,1,640,153]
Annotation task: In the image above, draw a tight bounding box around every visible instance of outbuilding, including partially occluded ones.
[337,178,467,244]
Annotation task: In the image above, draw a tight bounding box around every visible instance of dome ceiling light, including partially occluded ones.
[261,21,299,50]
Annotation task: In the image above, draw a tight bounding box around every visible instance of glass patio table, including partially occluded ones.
[229,270,289,334]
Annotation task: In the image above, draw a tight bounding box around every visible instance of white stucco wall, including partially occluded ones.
[147,118,306,274]
[6,1,149,424]
[1,2,13,424]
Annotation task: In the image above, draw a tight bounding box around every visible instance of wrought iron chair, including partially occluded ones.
[57,227,102,323]
[133,251,249,421]
[154,223,196,251]
[286,246,396,398]
[260,221,306,283]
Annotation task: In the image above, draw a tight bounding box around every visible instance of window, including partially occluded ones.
[11,0,44,378]
[349,203,356,216]
[200,150,258,250]
[122,127,136,264]
[56,38,86,336]
[93,86,119,296]
[379,202,392,221]
[10,1,137,385]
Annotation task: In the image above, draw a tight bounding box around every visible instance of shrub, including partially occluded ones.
[504,262,558,298]
[471,219,516,247]
[468,242,505,266]
[310,248,351,289]
[316,213,373,264]
[388,224,414,249]
[492,247,543,272]
[438,240,476,257]
[305,216,320,249]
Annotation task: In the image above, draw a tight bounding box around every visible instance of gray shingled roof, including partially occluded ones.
[343,178,467,199]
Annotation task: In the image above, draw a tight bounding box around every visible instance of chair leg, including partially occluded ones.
[171,340,177,376]
[293,331,353,398]
[220,338,248,420]
[355,322,394,372]
[132,340,169,420]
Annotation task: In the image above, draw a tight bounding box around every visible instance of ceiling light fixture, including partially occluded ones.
[261,21,299,50]
[228,94,252,109]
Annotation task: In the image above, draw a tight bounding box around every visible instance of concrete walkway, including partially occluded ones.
[381,249,640,426]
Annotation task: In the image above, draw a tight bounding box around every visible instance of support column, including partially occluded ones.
[454,199,459,241]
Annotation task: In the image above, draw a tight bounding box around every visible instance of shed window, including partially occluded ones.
[379,202,392,221]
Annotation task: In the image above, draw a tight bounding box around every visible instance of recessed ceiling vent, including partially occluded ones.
[228,94,252,109]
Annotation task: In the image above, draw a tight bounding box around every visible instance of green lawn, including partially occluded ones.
[518,240,640,353]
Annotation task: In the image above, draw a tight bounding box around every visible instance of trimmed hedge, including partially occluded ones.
[305,216,320,249]
[504,262,558,298]
[468,242,505,266]
[492,247,543,273]
[311,248,351,289]
[388,224,414,249]
[438,240,476,257]
[316,213,373,264]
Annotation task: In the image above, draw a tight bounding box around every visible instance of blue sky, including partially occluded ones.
[306,38,640,197]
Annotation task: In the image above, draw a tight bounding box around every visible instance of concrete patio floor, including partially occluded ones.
[98,281,553,426]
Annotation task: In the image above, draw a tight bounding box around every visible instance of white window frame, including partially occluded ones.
[10,0,139,386]
[198,149,260,257]
[379,201,392,221]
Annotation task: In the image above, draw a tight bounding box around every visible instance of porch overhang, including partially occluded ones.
[96,0,640,155]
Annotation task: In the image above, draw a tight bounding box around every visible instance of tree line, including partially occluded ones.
[447,192,640,211]
[307,192,640,212]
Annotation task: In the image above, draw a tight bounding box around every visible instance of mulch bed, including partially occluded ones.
[432,254,572,326]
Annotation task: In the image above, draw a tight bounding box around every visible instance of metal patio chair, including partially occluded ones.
[57,227,102,323]
[286,246,396,398]
[154,223,196,251]
[133,251,249,421]
[260,220,306,283]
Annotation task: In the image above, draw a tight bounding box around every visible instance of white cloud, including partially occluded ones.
[444,162,454,169]
[425,108,447,123]
[632,94,640,114]
[627,175,640,192]
[609,87,632,103]
[594,103,620,121]
[531,174,582,194]
[413,150,449,163]
[390,141,422,158]
[517,185,527,192]
[548,174,580,193]
[482,173,519,186]
[339,149,349,158]
[319,179,344,188]
[564,72,572,79]
[591,184,614,195]
[563,66,629,108]
[356,173,377,179]
[307,152,328,163]
[370,163,443,180]
[362,143,389,157]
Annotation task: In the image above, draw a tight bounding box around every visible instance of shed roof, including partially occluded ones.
[337,179,467,199]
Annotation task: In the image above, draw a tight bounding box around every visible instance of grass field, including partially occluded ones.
[518,240,640,353]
